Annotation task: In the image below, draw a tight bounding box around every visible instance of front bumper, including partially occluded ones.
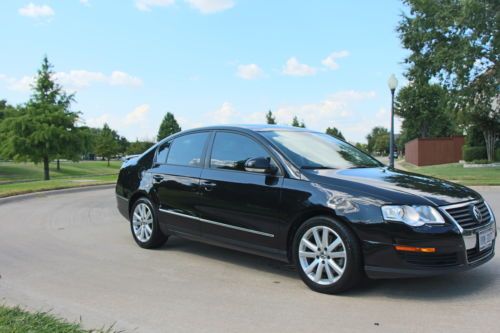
[359,216,496,279]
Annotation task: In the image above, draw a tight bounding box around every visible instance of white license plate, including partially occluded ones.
[478,228,495,251]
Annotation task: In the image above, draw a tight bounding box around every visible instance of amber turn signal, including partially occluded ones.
[394,245,436,253]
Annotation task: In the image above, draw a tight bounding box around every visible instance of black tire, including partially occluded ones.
[129,197,168,249]
[292,216,362,294]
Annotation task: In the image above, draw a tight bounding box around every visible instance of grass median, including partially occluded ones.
[0,161,120,197]
[0,306,112,333]
[399,161,500,186]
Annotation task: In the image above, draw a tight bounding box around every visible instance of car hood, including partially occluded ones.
[301,167,481,206]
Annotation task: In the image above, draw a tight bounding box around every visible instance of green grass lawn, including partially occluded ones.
[0,161,120,197]
[399,161,500,186]
[0,160,121,182]
[0,306,112,333]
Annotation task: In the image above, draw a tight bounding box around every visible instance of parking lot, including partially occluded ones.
[0,186,498,333]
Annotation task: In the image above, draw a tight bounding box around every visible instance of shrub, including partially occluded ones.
[470,159,489,164]
[462,146,487,162]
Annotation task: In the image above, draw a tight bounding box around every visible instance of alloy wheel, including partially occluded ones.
[132,203,154,242]
[298,226,347,285]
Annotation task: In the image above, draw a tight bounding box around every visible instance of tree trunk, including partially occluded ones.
[107,158,110,167]
[43,156,50,180]
[483,130,497,163]
[56,159,60,171]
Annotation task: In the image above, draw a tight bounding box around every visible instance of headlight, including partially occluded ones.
[381,205,445,227]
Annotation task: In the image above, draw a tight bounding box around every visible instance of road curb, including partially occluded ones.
[0,183,116,205]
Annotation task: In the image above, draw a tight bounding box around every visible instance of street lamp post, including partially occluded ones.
[387,74,398,168]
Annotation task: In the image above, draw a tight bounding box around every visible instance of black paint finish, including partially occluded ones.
[115,125,495,278]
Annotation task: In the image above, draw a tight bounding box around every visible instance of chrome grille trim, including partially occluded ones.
[439,200,492,230]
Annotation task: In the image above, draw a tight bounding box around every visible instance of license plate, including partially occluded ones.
[478,228,495,251]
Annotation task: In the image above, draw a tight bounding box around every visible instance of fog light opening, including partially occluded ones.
[394,245,436,253]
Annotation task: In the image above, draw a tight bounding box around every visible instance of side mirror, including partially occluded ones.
[244,157,278,175]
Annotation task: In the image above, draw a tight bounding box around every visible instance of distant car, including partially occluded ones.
[393,151,399,159]
[121,155,139,162]
[115,125,496,294]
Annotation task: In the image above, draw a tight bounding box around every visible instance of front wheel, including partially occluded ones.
[293,216,362,294]
[130,197,168,249]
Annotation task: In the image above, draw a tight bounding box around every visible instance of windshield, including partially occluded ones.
[261,130,383,169]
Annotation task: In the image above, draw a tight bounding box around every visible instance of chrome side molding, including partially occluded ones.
[159,208,275,238]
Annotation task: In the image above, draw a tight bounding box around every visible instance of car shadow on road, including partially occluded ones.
[161,236,498,300]
[344,266,498,300]
[161,236,298,279]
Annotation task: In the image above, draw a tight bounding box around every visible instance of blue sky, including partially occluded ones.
[0,0,408,143]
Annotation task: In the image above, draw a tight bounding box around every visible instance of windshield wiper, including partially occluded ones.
[348,165,377,169]
[300,166,335,170]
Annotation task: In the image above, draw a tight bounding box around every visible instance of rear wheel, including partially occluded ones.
[293,216,362,294]
[130,198,168,249]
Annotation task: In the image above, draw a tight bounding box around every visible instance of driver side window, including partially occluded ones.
[210,132,272,172]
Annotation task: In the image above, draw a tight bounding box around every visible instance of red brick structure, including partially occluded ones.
[405,136,465,166]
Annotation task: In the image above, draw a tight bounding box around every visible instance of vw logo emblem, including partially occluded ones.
[472,205,483,223]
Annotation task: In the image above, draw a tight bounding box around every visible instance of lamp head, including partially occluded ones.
[387,74,398,91]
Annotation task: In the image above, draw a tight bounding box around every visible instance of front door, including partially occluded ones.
[197,131,284,254]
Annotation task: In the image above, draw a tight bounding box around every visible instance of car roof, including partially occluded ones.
[181,124,317,133]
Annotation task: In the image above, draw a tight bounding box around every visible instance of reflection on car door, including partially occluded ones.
[151,131,210,237]
[197,131,284,257]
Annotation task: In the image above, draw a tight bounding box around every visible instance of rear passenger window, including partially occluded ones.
[166,132,209,167]
[210,132,271,171]
[156,141,171,164]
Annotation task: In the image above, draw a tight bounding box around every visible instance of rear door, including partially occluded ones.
[197,131,284,252]
[151,131,211,236]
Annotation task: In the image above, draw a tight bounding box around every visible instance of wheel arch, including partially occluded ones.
[285,208,362,263]
[128,190,157,216]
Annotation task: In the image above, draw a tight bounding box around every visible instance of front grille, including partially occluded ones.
[443,201,491,229]
[400,252,459,267]
[467,242,495,263]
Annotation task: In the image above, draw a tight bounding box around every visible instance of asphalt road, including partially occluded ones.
[0,187,499,333]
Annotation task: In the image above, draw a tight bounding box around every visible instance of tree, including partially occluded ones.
[157,112,181,141]
[291,116,306,128]
[118,136,129,155]
[325,126,345,140]
[126,140,154,155]
[398,0,499,161]
[266,110,276,124]
[355,142,368,152]
[0,100,7,121]
[366,127,390,154]
[396,83,458,143]
[0,56,81,180]
[95,123,121,166]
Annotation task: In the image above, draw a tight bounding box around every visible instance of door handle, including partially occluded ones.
[202,182,216,192]
[153,174,164,182]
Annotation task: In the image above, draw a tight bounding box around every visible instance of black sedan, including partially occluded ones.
[115,125,496,293]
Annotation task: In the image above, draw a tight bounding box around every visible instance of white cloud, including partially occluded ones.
[135,0,175,11]
[124,104,150,125]
[54,70,107,88]
[53,70,142,89]
[236,64,263,80]
[185,0,234,14]
[80,0,90,6]
[282,57,316,76]
[322,50,350,70]
[4,75,35,92]
[275,90,375,123]
[86,113,111,128]
[18,3,55,18]
[85,104,154,140]
[109,71,143,87]
[209,102,237,124]
[0,70,143,92]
